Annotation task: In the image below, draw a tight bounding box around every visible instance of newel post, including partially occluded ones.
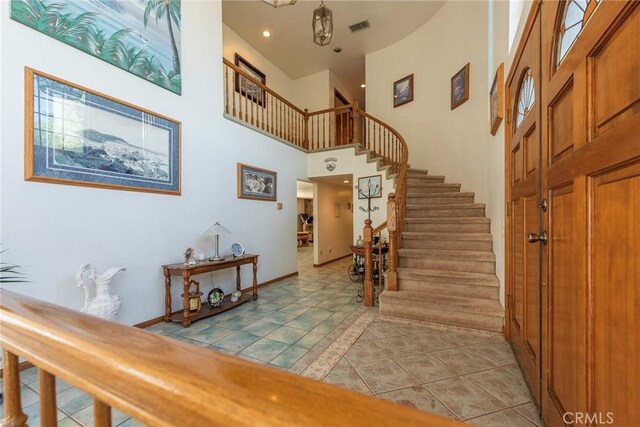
[363,219,374,306]
[352,99,359,146]
[387,193,398,291]
[303,108,310,150]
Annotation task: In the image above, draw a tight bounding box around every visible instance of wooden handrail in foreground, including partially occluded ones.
[0,290,460,426]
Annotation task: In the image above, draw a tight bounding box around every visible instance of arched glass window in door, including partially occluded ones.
[516,68,535,129]
[557,0,601,66]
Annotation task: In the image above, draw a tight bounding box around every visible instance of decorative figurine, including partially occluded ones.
[230,290,242,303]
[183,280,202,313]
[76,264,126,321]
[183,247,196,265]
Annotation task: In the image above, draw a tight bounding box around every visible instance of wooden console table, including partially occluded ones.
[162,254,258,327]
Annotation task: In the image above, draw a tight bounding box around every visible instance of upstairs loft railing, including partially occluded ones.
[223,57,408,292]
[0,290,461,427]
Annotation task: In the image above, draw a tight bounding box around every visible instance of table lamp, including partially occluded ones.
[207,222,231,261]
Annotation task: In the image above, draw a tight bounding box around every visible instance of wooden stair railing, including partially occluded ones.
[223,57,408,293]
[0,290,460,427]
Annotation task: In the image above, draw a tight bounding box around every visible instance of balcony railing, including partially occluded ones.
[0,289,461,426]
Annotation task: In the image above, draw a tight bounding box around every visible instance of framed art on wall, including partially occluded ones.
[234,53,266,106]
[11,0,182,94]
[237,163,277,201]
[490,63,504,135]
[25,68,181,195]
[451,63,470,110]
[393,74,414,108]
[357,175,382,199]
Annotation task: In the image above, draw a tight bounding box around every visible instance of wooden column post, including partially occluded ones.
[387,193,398,291]
[39,369,58,426]
[303,108,310,150]
[3,350,28,426]
[352,100,359,146]
[363,219,374,306]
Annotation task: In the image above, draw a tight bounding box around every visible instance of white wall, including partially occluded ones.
[0,1,307,325]
[223,23,294,101]
[329,70,356,107]
[291,70,330,112]
[312,182,353,265]
[366,0,534,306]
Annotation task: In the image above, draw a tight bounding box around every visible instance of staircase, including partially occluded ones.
[380,168,504,332]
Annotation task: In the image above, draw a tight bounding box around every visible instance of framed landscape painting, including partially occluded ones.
[11,0,182,94]
[451,63,470,110]
[234,53,266,106]
[393,74,414,108]
[25,68,181,195]
[237,163,277,201]
[490,63,504,135]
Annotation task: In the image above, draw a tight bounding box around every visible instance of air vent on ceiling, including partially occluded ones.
[349,20,370,33]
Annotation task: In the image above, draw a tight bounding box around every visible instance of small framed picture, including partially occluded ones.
[357,175,382,199]
[234,53,266,106]
[490,63,504,135]
[393,74,414,108]
[237,163,277,201]
[451,63,470,110]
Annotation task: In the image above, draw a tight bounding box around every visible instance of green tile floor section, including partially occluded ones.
[0,246,363,426]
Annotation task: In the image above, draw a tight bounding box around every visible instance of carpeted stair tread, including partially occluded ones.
[398,267,499,286]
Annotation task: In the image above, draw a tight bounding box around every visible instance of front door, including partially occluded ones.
[541,1,640,425]
[506,11,542,406]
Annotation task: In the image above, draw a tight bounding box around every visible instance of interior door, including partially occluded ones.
[506,11,542,406]
[540,1,640,425]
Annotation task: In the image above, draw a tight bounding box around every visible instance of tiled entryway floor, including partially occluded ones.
[1,246,540,426]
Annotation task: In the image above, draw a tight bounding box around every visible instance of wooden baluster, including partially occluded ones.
[322,113,326,149]
[261,95,265,130]
[251,89,256,126]
[39,369,58,425]
[279,102,283,138]
[304,109,309,150]
[363,219,374,306]
[232,69,237,118]
[269,93,273,134]
[225,65,229,115]
[94,399,112,427]
[316,115,319,150]
[377,123,381,156]
[238,77,243,122]
[244,80,248,123]
[352,101,359,146]
[387,194,398,291]
[3,350,28,426]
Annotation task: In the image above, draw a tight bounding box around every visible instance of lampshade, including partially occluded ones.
[207,222,231,235]
[313,1,333,47]
[261,0,297,7]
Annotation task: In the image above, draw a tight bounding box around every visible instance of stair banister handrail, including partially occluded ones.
[0,289,460,426]
[362,221,389,306]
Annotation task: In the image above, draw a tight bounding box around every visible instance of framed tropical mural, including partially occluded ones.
[25,68,181,195]
[11,0,182,95]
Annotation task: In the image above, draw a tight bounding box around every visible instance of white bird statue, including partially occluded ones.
[76,264,126,321]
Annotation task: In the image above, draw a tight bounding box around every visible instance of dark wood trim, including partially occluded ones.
[334,89,349,107]
[134,271,298,329]
[0,361,34,378]
[506,0,542,86]
[313,254,351,267]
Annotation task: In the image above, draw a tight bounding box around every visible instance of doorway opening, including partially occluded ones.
[296,180,315,269]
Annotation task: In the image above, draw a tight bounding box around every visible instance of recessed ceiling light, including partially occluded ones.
[262,30,271,38]
[334,47,342,53]
[343,180,349,184]
[360,84,366,88]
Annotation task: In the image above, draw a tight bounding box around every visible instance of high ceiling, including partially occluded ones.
[222,0,445,104]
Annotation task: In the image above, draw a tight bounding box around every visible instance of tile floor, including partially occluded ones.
[1,245,540,426]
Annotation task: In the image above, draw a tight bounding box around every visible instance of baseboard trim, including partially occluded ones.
[134,271,299,329]
[313,254,351,267]
[0,361,34,378]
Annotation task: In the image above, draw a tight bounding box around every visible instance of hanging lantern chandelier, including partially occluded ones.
[312,1,333,47]
[261,0,296,7]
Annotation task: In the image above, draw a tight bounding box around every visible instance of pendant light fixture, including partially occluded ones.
[312,1,333,47]
[261,0,296,7]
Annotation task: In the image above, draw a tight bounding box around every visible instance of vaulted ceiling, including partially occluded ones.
[222,0,445,104]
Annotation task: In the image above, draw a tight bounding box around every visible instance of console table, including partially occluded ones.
[162,254,258,327]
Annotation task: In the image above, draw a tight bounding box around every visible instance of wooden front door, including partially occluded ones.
[506,11,542,406]
[540,1,640,425]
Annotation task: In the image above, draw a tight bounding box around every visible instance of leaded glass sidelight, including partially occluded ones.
[313,1,333,47]
[516,68,535,129]
[557,0,601,66]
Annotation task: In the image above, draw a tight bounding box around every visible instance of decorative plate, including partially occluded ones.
[207,288,225,308]
[231,243,245,257]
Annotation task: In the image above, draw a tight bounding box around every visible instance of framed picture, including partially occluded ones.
[357,175,382,199]
[334,203,341,218]
[25,68,181,195]
[393,74,414,108]
[237,163,277,201]
[490,63,504,135]
[451,63,470,110]
[234,53,266,106]
[11,0,182,95]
